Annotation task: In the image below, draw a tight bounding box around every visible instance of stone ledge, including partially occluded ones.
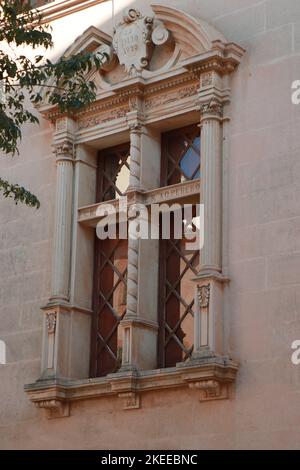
[37,0,108,24]
[78,179,201,227]
[24,358,238,418]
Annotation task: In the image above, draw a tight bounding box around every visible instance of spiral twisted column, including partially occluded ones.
[120,119,160,373]
[126,231,139,318]
[128,123,142,190]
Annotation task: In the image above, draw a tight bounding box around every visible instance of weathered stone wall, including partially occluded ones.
[1,0,300,449]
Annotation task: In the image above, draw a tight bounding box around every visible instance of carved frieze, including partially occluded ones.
[145,83,199,111]
[78,105,130,130]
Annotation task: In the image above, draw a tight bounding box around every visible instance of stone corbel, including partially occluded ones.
[188,380,228,402]
[118,392,140,410]
[109,371,140,410]
[35,399,70,419]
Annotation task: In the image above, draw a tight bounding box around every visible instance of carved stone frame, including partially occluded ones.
[25,4,245,418]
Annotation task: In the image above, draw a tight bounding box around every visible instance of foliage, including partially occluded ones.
[0,0,105,207]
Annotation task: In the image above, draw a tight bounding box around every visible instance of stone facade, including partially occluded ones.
[1,0,300,450]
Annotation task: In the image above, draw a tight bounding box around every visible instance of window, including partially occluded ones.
[91,130,200,374]
[91,144,130,378]
[96,144,130,202]
[161,125,201,186]
[24,6,244,413]
[158,125,200,368]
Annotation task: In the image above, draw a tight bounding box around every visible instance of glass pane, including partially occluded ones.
[162,125,201,186]
[115,156,130,198]
[180,147,199,179]
[98,144,130,202]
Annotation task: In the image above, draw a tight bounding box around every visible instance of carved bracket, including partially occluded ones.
[188,380,228,402]
[118,392,140,410]
[35,399,70,419]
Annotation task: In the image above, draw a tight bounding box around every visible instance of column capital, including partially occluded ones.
[128,121,143,134]
[200,99,223,121]
[53,140,75,162]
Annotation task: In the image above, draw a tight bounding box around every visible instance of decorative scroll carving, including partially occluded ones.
[95,44,117,72]
[198,285,210,309]
[46,312,57,335]
[152,25,170,45]
[113,8,154,75]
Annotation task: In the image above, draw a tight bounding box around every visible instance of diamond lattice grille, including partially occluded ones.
[162,125,200,187]
[97,144,130,202]
[92,237,128,377]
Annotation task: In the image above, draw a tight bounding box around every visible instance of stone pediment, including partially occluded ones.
[38,4,245,121]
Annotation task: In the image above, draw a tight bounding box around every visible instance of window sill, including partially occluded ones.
[24,356,238,418]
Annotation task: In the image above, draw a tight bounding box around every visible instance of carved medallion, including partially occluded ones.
[198,285,210,309]
[113,8,154,75]
[46,312,57,335]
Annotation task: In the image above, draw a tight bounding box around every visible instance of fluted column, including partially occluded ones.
[199,100,223,274]
[50,140,75,302]
[190,99,225,362]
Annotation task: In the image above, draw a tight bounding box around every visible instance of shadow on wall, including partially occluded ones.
[0,340,6,365]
